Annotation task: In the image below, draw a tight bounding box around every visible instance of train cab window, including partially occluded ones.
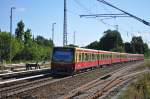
[52,48,74,62]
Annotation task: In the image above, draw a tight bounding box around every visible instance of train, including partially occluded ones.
[51,47,144,75]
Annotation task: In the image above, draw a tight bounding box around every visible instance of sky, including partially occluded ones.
[0,0,150,47]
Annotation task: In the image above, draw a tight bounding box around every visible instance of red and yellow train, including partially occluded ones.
[51,47,144,75]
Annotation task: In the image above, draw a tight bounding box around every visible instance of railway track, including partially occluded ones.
[0,74,53,98]
[0,66,103,98]
[58,61,146,99]
[0,61,143,99]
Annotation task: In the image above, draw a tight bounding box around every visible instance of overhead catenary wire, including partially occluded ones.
[73,0,93,14]
[97,0,150,26]
[73,0,137,43]
[73,0,117,29]
[80,14,130,18]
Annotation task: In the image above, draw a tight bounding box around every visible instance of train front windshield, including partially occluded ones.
[52,48,74,62]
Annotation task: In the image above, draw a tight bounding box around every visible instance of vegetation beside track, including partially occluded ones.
[0,21,53,64]
[118,60,150,99]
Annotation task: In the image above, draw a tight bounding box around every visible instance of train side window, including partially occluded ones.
[97,54,99,60]
[92,54,94,61]
[100,54,102,60]
[75,53,78,62]
[110,54,112,59]
[84,53,87,61]
[95,54,97,61]
[104,54,105,60]
[89,53,90,61]
[109,54,111,59]
[79,53,82,62]
[82,53,84,62]
[88,53,90,61]
[89,53,91,61]
[77,53,80,62]
[104,54,106,59]
[88,53,89,61]
[86,53,91,61]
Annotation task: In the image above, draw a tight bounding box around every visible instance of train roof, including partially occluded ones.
[53,46,144,56]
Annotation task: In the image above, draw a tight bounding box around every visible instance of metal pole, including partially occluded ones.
[115,25,118,31]
[115,25,118,48]
[73,31,76,45]
[52,23,56,44]
[10,7,15,63]
[63,0,67,46]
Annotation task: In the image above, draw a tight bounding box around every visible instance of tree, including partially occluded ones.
[143,43,149,53]
[0,32,11,61]
[124,42,133,53]
[99,30,124,51]
[0,32,23,61]
[86,41,100,50]
[131,36,144,54]
[15,20,25,41]
[36,36,54,47]
[24,29,32,45]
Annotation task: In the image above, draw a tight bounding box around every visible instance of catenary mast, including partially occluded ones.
[63,0,67,46]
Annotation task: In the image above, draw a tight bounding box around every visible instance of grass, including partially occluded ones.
[118,60,150,99]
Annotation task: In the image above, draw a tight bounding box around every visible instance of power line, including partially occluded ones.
[97,0,150,26]
[80,13,130,18]
[73,0,131,37]
[73,0,123,30]
[73,0,92,14]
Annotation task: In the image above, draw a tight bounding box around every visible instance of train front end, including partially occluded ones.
[51,47,75,75]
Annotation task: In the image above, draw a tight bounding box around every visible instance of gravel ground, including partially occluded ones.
[7,62,139,99]
[99,61,145,99]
